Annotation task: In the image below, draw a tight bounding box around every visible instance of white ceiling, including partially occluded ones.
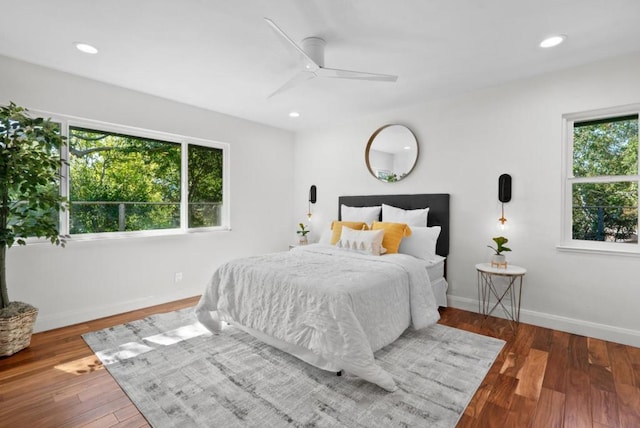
[1,0,640,132]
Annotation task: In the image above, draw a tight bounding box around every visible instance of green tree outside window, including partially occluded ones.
[572,115,638,242]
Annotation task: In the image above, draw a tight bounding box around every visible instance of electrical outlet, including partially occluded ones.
[174,272,183,283]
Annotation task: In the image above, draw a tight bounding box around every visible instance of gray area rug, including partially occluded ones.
[82,308,504,427]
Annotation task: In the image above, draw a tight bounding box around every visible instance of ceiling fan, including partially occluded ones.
[264,18,398,98]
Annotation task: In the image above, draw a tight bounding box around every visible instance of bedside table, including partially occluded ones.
[475,263,526,330]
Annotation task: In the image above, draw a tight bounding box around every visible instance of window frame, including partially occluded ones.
[31,110,230,241]
[559,103,640,255]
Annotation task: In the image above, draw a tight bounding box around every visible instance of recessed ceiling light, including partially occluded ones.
[539,35,566,48]
[403,146,411,150]
[75,42,98,54]
[289,111,300,118]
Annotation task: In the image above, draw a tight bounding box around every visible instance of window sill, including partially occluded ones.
[556,242,640,257]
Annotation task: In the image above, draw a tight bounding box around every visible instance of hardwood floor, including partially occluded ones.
[440,308,640,428]
[1,298,639,427]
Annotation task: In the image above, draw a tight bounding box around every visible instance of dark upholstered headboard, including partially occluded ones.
[338,194,450,257]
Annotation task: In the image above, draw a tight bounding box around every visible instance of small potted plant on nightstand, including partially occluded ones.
[0,102,68,357]
[297,223,310,245]
[488,236,511,268]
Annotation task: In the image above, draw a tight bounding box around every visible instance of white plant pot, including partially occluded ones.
[491,254,507,267]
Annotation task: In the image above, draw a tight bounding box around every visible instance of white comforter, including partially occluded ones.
[195,244,440,391]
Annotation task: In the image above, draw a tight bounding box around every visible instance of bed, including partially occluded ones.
[196,193,450,392]
[338,194,450,307]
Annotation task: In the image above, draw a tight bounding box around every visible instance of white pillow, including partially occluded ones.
[398,226,441,261]
[382,204,429,227]
[337,227,386,256]
[318,224,333,245]
[341,204,381,223]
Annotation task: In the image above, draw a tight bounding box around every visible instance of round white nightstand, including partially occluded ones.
[475,263,526,330]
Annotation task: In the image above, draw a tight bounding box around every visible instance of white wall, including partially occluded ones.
[294,53,640,347]
[0,55,295,332]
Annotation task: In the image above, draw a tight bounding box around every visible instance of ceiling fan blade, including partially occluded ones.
[316,67,398,82]
[267,70,316,99]
[264,18,320,72]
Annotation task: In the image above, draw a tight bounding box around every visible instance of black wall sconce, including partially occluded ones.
[307,185,317,220]
[498,174,512,227]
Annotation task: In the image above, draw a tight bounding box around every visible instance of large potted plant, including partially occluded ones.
[0,102,67,357]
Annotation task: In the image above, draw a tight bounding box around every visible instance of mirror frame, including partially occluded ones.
[365,124,419,183]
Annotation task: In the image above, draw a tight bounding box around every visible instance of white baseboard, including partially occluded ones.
[447,295,640,348]
[34,292,640,349]
[33,291,198,333]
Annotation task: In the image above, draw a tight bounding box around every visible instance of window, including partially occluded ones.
[562,106,639,252]
[26,112,230,239]
[69,127,182,234]
[188,144,224,228]
[62,124,228,236]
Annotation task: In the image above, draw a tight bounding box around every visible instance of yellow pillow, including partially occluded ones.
[371,222,412,254]
[331,221,368,245]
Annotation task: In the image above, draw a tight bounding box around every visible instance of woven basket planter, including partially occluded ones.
[0,306,38,357]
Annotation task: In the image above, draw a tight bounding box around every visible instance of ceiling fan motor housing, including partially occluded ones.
[301,37,326,67]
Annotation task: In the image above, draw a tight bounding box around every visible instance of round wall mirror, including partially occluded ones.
[365,124,419,182]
